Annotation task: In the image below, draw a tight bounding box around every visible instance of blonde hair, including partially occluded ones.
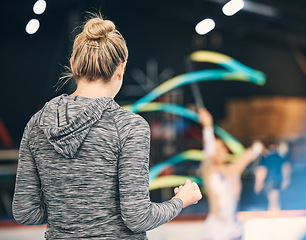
[58,14,128,89]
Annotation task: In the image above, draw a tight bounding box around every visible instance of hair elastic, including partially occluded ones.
[86,43,101,49]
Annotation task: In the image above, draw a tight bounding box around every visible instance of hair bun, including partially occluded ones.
[84,18,115,40]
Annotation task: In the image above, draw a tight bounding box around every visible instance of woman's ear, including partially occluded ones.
[117,61,127,80]
[70,58,76,75]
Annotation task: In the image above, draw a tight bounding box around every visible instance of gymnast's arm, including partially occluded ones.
[117,116,183,233]
[12,122,47,225]
[198,108,216,158]
[231,141,264,175]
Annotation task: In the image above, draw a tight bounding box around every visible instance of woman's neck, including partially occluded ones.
[70,78,115,99]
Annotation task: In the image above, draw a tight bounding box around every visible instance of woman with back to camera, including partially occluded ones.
[12,14,202,239]
[198,107,263,240]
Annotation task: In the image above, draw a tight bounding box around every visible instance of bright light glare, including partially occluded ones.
[25,19,40,34]
[195,18,215,35]
[222,0,245,16]
[33,0,47,15]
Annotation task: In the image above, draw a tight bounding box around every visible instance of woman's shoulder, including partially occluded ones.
[115,107,149,128]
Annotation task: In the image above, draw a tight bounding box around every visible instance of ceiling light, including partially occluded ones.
[222,0,244,16]
[33,0,47,15]
[195,18,216,35]
[26,19,40,34]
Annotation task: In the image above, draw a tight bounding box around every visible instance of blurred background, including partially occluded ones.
[1,0,306,239]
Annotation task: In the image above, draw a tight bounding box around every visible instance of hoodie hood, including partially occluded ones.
[38,94,118,158]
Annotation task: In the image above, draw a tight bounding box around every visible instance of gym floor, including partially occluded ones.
[1,212,306,240]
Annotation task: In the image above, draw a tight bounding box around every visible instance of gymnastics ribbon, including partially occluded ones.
[149,175,203,191]
[121,51,266,189]
[131,102,245,155]
[148,148,237,182]
[123,51,265,113]
[149,149,203,181]
[190,51,264,79]
[122,51,265,155]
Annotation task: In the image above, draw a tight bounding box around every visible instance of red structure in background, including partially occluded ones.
[0,118,13,148]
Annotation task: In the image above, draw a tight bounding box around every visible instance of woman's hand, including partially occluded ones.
[173,179,202,208]
[198,108,213,128]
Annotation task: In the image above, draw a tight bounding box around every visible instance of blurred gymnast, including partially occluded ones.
[12,13,202,239]
[198,107,263,240]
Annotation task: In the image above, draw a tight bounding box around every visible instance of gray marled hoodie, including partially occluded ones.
[13,94,183,240]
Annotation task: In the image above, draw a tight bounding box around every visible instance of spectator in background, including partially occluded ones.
[254,142,291,211]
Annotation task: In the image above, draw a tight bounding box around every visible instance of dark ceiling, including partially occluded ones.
[1,0,306,143]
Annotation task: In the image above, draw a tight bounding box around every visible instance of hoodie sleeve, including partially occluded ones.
[12,121,47,225]
[118,116,183,233]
